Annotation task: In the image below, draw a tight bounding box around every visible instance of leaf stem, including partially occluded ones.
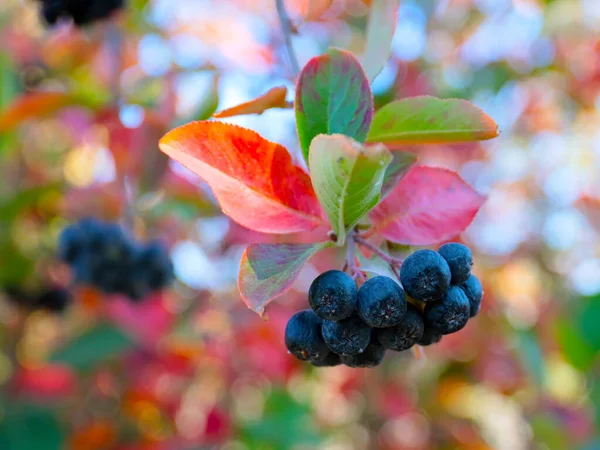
[275,0,300,77]
[346,231,366,281]
[353,236,404,267]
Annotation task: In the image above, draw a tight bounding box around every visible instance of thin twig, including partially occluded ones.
[346,231,366,281]
[275,0,300,76]
[354,236,404,267]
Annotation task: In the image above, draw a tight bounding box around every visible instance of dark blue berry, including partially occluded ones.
[424,286,470,335]
[38,0,124,26]
[311,352,342,367]
[57,225,84,264]
[36,288,71,312]
[285,310,330,363]
[341,342,386,368]
[460,275,483,317]
[376,304,424,351]
[438,242,473,285]
[138,241,174,290]
[308,270,357,321]
[400,249,451,302]
[417,328,442,346]
[357,276,407,328]
[321,315,371,356]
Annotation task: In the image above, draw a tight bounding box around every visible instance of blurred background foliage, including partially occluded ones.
[0,0,600,449]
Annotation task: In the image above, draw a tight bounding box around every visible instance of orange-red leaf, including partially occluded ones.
[0,92,73,132]
[159,121,324,234]
[213,86,288,118]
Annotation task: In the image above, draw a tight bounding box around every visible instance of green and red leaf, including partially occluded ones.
[0,92,74,132]
[370,166,485,245]
[295,48,373,162]
[239,242,332,317]
[366,96,499,145]
[309,134,392,245]
[380,151,418,199]
[159,121,324,234]
[213,86,288,118]
[362,0,400,81]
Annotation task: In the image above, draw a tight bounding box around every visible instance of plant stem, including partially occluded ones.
[275,0,300,76]
[346,231,366,281]
[353,236,404,267]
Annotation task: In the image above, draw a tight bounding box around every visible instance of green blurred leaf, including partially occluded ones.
[362,0,400,81]
[50,322,135,371]
[530,415,568,450]
[366,96,499,145]
[0,404,64,450]
[555,320,597,371]
[515,330,545,386]
[295,48,374,162]
[577,295,600,350]
[380,151,417,199]
[309,134,391,245]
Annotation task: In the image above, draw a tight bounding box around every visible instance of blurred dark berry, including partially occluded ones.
[36,288,71,312]
[311,352,342,367]
[38,0,124,27]
[437,242,473,285]
[357,276,407,328]
[424,286,470,335]
[308,270,357,321]
[341,342,386,368]
[376,304,424,351]
[321,315,371,356]
[417,328,442,346]
[285,310,330,363]
[137,241,174,291]
[400,249,451,302]
[460,275,484,317]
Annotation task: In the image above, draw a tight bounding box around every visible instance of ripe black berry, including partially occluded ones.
[424,286,470,335]
[376,304,424,351]
[357,276,407,328]
[38,0,124,27]
[309,270,357,321]
[438,242,473,285]
[400,249,451,302]
[311,352,342,367]
[321,315,371,356]
[285,310,330,363]
[341,342,386,368]
[417,328,442,346]
[35,288,71,312]
[460,275,483,317]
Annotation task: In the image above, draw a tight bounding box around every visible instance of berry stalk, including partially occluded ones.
[353,236,404,267]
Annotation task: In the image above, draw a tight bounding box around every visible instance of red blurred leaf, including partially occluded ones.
[239,242,331,316]
[213,86,288,118]
[159,121,324,233]
[370,166,485,245]
[0,92,73,132]
[15,364,76,398]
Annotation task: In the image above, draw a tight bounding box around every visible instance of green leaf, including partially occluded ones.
[50,322,135,371]
[295,48,374,163]
[555,320,597,371]
[0,404,64,450]
[366,96,499,145]
[514,331,545,386]
[380,151,417,199]
[362,0,400,81]
[309,134,391,245]
[239,242,333,317]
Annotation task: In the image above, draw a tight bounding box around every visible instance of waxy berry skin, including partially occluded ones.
[285,310,330,363]
[438,242,473,285]
[424,286,470,335]
[311,352,342,367]
[321,315,371,356]
[417,328,442,346]
[38,0,124,27]
[400,250,451,302]
[460,275,484,317]
[341,342,386,368]
[376,304,424,351]
[309,270,358,321]
[357,276,407,328]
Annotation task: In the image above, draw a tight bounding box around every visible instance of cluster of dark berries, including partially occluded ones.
[285,243,483,368]
[4,287,72,313]
[58,218,174,301]
[37,0,124,26]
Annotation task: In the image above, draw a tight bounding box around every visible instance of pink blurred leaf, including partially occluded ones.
[370,166,485,245]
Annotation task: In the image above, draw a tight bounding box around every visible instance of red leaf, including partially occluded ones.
[0,92,73,132]
[159,121,324,233]
[213,86,288,118]
[370,166,485,245]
